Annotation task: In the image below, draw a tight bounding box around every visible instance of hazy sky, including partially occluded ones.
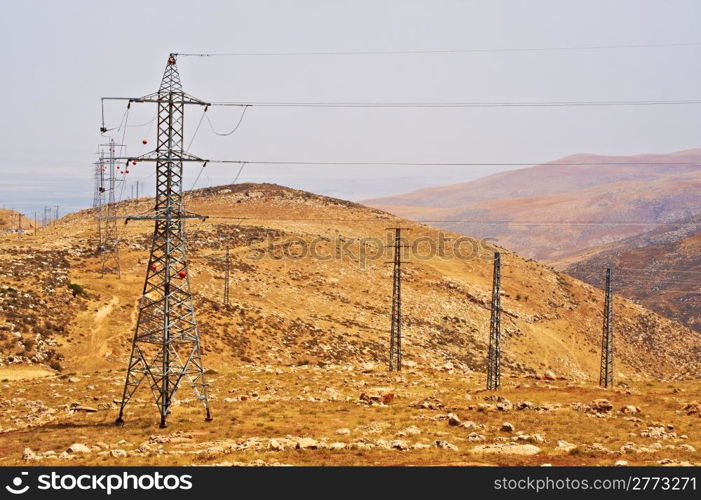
[1,0,700,215]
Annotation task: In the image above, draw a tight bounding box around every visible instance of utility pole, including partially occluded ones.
[487,252,502,390]
[223,245,230,306]
[33,212,37,235]
[54,205,59,222]
[599,267,614,388]
[387,227,409,371]
[113,54,213,428]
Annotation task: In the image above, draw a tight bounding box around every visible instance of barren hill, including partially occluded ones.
[365,149,701,263]
[0,208,34,233]
[566,214,701,333]
[0,183,699,381]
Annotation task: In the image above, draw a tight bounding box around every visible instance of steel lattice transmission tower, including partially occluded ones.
[387,227,409,371]
[99,139,122,277]
[599,267,614,388]
[93,153,106,248]
[114,54,212,428]
[487,251,502,390]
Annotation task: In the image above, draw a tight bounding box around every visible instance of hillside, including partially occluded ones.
[0,183,699,382]
[365,149,701,263]
[0,208,34,233]
[566,214,701,333]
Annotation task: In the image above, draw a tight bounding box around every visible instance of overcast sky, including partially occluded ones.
[1,0,700,215]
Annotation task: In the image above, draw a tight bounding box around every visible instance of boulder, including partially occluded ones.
[389,440,409,451]
[589,399,613,413]
[556,440,577,452]
[67,443,91,454]
[434,440,459,451]
[620,405,640,415]
[296,437,320,450]
[447,413,462,426]
[500,422,514,432]
[467,432,485,442]
[683,401,701,416]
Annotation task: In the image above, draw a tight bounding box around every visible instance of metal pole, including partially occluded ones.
[487,252,501,390]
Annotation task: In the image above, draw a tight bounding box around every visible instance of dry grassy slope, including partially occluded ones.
[0,183,699,381]
[0,208,34,232]
[566,216,701,333]
[364,149,701,262]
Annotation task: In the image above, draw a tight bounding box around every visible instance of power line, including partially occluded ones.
[210,99,701,109]
[205,160,701,167]
[173,41,701,57]
[190,216,701,226]
[205,105,250,135]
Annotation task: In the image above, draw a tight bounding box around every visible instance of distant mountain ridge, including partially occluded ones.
[364,148,701,263]
[566,213,701,333]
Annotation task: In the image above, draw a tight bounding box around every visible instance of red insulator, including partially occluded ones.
[142,139,148,145]
[132,160,137,166]
[178,270,187,279]
[125,170,130,174]
[150,264,157,271]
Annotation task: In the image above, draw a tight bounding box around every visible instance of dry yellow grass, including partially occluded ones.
[0,366,698,466]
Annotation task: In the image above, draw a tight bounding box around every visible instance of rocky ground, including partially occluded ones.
[0,365,698,466]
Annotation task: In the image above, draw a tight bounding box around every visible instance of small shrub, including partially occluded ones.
[49,361,62,372]
[68,283,85,297]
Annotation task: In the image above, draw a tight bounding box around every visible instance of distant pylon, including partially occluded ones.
[99,139,122,277]
[387,227,410,371]
[93,153,106,253]
[599,267,614,388]
[487,251,501,390]
[114,54,212,428]
[223,246,231,306]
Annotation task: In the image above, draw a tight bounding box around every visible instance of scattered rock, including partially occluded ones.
[110,449,127,458]
[556,440,577,452]
[389,440,409,451]
[409,397,445,410]
[434,440,459,451]
[543,370,556,381]
[335,428,351,435]
[467,432,485,442]
[614,460,629,466]
[447,413,462,426]
[462,420,479,431]
[640,426,676,440]
[22,448,37,461]
[66,443,91,454]
[589,399,613,413]
[500,422,514,432]
[683,401,701,416]
[397,425,421,436]
[620,405,640,415]
[295,437,320,450]
[69,405,97,413]
[382,393,395,405]
[472,443,541,456]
